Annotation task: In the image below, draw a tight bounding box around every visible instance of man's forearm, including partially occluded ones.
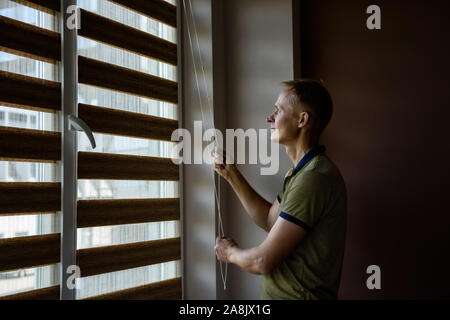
[228,168,272,231]
[228,245,268,275]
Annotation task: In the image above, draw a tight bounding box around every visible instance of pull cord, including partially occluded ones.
[182,0,228,291]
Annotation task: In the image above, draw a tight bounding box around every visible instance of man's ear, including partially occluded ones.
[298,112,309,128]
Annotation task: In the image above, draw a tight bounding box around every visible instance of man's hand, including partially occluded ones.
[215,236,238,263]
[213,147,237,183]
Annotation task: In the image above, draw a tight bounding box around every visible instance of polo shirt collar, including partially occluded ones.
[291,144,326,176]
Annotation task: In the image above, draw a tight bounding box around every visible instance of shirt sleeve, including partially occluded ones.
[277,186,285,203]
[277,192,282,203]
[279,172,330,231]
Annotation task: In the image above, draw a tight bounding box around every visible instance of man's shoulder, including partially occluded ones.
[298,154,343,183]
[287,155,346,202]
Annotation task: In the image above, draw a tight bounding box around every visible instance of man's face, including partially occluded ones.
[267,90,301,145]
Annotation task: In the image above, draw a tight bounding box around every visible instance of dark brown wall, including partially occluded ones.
[300,0,450,299]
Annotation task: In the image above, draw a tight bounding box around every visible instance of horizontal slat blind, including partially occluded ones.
[77,238,181,277]
[0,1,61,299]
[75,0,181,300]
[0,234,60,272]
[78,103,178,141]
[0,183,61,215]
[0,15,61,62]
[2,0,181,301]
[0,71,61,112]
[78,152,179,181]
[78,9,177,65]
[0,285,60,300]
[78,56,178,104]
[0,126,61,162]
[11,0,60,13]
[77,198,180,228]
[109,0,177,28]
[84,278,181,300]
[15,0,178,26]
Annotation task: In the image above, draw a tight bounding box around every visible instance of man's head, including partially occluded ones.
[267,79,333,145]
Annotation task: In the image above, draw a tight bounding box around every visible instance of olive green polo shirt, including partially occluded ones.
[261,149,347,300]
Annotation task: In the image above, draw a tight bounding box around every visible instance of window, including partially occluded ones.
[7,163,17,180]
[14,231,28,237]
[8,112,27,125]
[75,0,180,300]
[0,0,61,298]
[0,0,181,300]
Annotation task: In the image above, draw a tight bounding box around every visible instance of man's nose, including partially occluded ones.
[266,114,274,123]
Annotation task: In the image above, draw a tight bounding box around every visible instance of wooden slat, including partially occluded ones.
[12,0,176,28]
[77,198,180,228]
[78,104,178,142]
[77,238,181,277]
[109,0,177,28]
[78,56,178,104]
[85,278,181,300]
[11,0,60,13]
[0,127,61,162]
[78,152,179,181]
[0,234,60,272]
[0,15,61,63]
[0,285,60,300]
[0,71,61,112]
[0,183,61,215]
[79,9,177,66]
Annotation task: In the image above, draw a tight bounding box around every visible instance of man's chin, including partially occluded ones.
[270,129,277,140]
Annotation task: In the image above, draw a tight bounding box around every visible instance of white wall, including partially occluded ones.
[220,0,295,300]
[182,0,295,300]
[182,0,218,299]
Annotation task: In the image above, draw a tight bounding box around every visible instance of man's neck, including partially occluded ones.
[285,137,318,167]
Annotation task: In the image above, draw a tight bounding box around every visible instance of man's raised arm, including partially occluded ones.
[214,149,278,232]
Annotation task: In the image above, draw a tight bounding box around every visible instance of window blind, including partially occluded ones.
[0,0,181,300]
[74,0,181,300]
[0,0,62,300]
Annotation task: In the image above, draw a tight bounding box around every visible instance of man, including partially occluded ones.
[214,79,347,300]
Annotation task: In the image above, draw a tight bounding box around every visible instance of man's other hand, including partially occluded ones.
[215,236,238,263]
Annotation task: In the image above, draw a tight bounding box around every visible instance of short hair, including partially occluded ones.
[282,79,333,136]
